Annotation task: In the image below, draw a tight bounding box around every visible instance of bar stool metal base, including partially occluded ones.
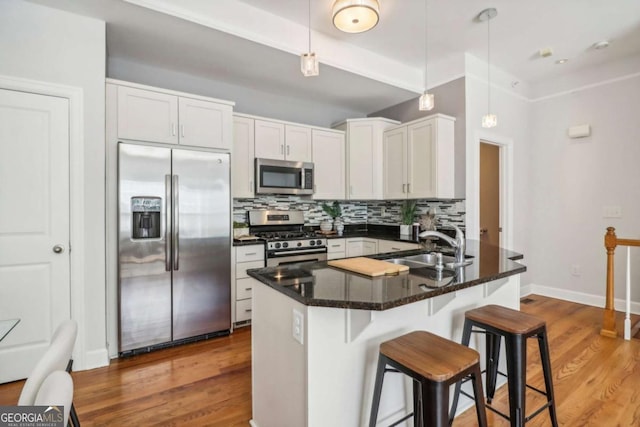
[369,331,487,427]
[450,305,559,427]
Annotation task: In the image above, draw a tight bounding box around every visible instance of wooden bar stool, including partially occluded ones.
[369,330,487,427]
[450,304,558,427]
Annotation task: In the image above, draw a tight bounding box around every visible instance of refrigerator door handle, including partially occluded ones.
[165,174,172,272]
[173,174,180,271]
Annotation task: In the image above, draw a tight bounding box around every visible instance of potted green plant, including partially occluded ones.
[321,201,342,233]
[233,221,249,239]
[400,200,418,235]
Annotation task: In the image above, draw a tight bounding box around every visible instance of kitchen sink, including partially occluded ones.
[387,252,473,270]
[386,258,434,269]
[404,253,458,265]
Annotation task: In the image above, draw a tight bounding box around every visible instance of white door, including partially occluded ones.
[0,89,71,383]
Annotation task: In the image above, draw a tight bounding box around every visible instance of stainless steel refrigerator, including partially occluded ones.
[118,142,231,354]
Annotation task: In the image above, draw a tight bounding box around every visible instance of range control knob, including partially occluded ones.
[316,239,322,245]
[274,242,281,249]
[310,240,316,246]
[282,242,289,248]
[297,242,302,247]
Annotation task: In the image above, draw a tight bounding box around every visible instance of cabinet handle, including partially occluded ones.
[331,244,341,247]
[391,247,401,250]
[181,124,185,138]
[350,185,353,195]
[245,288,252,291]
[245,252,257,256]
[402,184,406,193]
[171,123,176,136]
[407,183,411,193]
[287,145,290,155]
[249,180,253,192]
[281,145,284,154]
[245,309,252,313]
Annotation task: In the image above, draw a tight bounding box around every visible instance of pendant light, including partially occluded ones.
[479,8,497,128]
[418,0,434,111]
[301,0,319,77]
[332,0,380,33]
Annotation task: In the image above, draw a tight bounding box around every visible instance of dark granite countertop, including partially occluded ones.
[233,238,266,247]
[247,240,526,310]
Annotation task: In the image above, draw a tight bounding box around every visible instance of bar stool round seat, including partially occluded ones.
[369,330,487,427]
[451,304,559,427]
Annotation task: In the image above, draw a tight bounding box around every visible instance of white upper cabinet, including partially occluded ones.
[285,125,312,162]
[254,120,285,160]
[117,86,179,144]
[333,118,400,200]
[312,129,346,200]
[115,84,233,150]
[382,114,455,199]
[232,116,255,198]
[254,120,312,162]
[382,126,407,199]
[178,97,232,149]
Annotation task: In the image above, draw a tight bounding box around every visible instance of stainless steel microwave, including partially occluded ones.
[255,158,314,195]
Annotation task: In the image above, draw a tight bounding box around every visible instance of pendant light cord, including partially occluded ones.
[308,0,311,52]
[424,0,428,91]
[487,14,491,114]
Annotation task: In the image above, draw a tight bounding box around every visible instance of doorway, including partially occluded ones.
[480,142,501,246]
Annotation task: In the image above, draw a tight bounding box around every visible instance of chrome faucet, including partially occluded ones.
[418,225,466,265]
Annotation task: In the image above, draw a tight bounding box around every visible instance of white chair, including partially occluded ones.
[34,370,74,427]
[18,319,79,425]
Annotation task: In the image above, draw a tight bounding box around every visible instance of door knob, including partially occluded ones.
[52,244,65,254]
[479,228,488,235]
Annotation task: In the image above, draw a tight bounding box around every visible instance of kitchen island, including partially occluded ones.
[247,241,525,427]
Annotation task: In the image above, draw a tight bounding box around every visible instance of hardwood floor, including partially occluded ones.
[0,295,638,426]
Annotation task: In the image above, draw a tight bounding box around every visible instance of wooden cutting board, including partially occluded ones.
[327,257,409,277]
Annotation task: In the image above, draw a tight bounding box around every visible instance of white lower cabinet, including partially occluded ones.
[345,238,378,257]
[377,240,421,254]
[233,244,265,325]
[327,239,346,260]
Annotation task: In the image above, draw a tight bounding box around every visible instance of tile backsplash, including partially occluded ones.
[234,196,465,228]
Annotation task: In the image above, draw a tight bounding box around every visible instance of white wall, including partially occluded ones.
[108,57,366,128]
[464,54,532,286]
[528,72,640,305]
[0,0,107,369]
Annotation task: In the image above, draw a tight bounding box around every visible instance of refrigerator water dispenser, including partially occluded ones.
[131,196,161,239]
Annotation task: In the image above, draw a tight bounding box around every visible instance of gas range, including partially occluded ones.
[248,210,328,267]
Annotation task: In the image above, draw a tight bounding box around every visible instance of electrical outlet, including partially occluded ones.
[292,309,304,344]
[571,265,581,277]
[380,207,386,216]
[603,206,622,218]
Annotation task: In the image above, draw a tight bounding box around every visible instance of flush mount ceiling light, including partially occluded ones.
[332,0,380,33]
[593,40,610,50]
[301,0,319,76]
[418,0,434,111]
[479,7,497,129]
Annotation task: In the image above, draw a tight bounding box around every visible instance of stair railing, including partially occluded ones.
[602,227,640,339]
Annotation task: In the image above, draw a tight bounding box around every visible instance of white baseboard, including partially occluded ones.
[81,348,110,371]
[524,283,640,315]
[249,420,258,427]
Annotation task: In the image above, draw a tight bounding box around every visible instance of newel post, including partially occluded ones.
[601,227,618,338]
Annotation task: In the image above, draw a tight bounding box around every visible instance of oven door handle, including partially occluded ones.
[270,249,327,256]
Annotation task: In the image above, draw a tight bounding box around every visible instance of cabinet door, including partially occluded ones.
[312,129,345,200]
[255,120,285,160]
[362,239,378,255]
[178,97,232,149]
[285,125,312,162]
[232,117,255,198]
[345,239,363,257]
[377,240,421,253]
[347,122,376,200]
[407,119,436,198]
[117,86,178,144]
[382,126,407,199]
